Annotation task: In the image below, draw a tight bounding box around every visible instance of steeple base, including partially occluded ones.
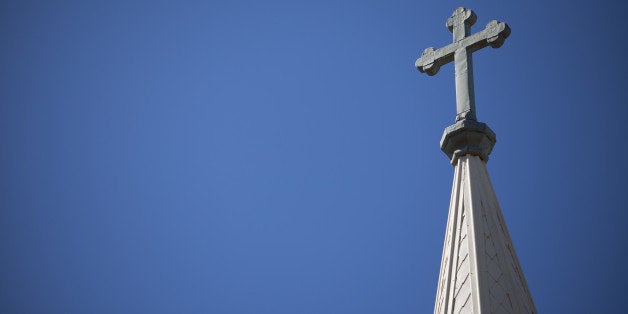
[440,120,496,166]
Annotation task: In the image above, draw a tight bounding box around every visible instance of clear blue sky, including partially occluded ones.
[1,0,626,313]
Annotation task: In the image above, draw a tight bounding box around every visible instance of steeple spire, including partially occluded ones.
[415,8,536,313]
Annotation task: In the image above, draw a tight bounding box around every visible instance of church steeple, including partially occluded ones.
[415,8,536,313]
[433,155,536,313]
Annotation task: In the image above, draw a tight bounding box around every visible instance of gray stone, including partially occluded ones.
[415,7,509,164]
[440,119,495,165]
[415,7,510,122]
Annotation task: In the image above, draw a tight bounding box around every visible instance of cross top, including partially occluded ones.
[447,7,477,40]
[415,7,510,122]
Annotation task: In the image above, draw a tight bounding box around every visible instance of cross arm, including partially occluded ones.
[415,20,510,76]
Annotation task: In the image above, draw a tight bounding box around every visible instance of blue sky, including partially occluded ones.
[1,0,627,313]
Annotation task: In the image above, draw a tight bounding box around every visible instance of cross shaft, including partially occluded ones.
[415,7,510,122]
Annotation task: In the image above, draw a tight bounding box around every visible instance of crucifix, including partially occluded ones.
[415,7,510,122]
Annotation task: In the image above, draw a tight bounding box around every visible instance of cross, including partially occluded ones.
[415,7,510,122]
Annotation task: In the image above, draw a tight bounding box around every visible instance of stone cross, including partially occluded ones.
[415,7,510,122]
